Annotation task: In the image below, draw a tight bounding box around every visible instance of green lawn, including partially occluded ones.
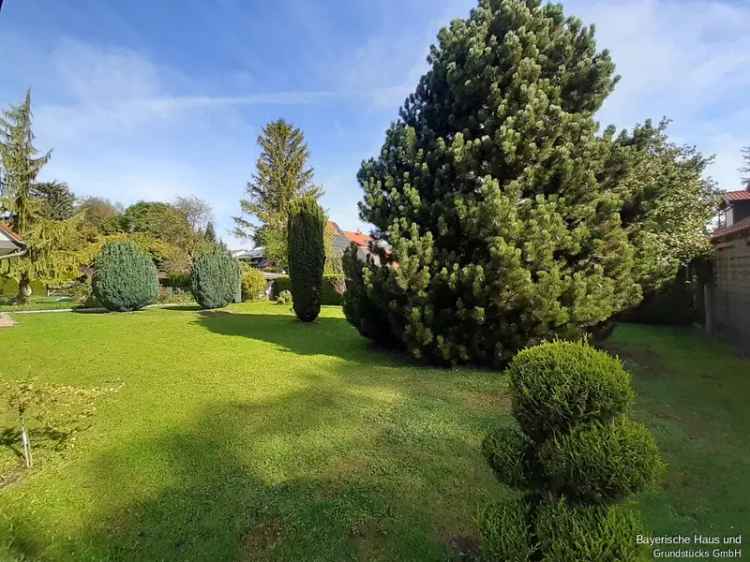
[0,304,748,561]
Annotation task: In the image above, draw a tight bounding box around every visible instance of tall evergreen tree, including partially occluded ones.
[287,196,326,322]
[31,180,76,220]
[204,221,217,243]
[0,91,88,302]
[741,146,750,189]
[347,0,641,366]
[233,119,322,269]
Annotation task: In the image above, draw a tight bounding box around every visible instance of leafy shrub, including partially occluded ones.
[164,272,191,289]
[157,287,195,305]
[276,290,292,305]
[480,341,661,562]
[535,499,641,562]
[478,497,533,562]
[1,276,19,298]
[241,268,267,301]
[191,250,241,309]
[92,241,159,312]
[508,340,634,442]
[540,417,664,502]
[287,196,326,322]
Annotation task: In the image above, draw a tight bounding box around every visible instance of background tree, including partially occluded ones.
[204,221,217,244]
[31,180,75,220]
[76,196,123,235]
[741,146,750,188]
[174,195,212,233]
[347,0,639,366]
[287,196,326,322]
[602,119,718,294]
[234,119,322,269]
[0,91,89,301]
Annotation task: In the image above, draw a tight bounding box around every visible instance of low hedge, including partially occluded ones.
[271,275,344,305]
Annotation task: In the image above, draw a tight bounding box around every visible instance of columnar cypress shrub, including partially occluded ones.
[287,196,326,322]
[92,241,159,312]
[480,340,663,561]
[347,0,642,366]
[191,250,241,309]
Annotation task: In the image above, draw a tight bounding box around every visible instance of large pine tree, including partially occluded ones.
[233,119,322,269]
[0,91,89,302]
[347,0,642,366]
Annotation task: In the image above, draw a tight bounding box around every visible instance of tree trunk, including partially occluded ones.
[16,273,31,304]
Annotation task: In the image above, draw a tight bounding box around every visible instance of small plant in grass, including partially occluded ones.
[480,340,664,561]
[191,249,241,309]
[241,268,267,301]
[287,196,325,322]
[92,241,159,312]
[2,381,118,469]
[276,289,292,305]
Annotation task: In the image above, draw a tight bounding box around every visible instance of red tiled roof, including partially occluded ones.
[0,223,24,244]
[723,189,750,202]
[711,217,750,240]
[343,230,372,247]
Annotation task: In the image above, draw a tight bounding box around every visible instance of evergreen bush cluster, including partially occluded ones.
[480,340,663,561]
[241,268,267,301]
[287,196,326,322]
[344,0,648,366]
[190,250,241,309]
[92,241,159,312]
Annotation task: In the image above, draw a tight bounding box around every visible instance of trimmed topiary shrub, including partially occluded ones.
[480,341,663,561]
[92,241,159,312]
[191,250,241,309]
[287,196,326,322]
[478,497,534,562]
[241,268,267,301]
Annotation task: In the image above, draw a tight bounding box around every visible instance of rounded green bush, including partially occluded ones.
[93,241,159,312]
[482,426,534,489]
[241,268,267,301]
[1,276,19,298]
[540,417,664,502]
[535,499,641,562]
[478,497,533,562]
[509,340,634,441]
[276,289,292,305]
[191,250,241,309]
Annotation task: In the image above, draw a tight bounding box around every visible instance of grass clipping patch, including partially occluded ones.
[0,380,122,485]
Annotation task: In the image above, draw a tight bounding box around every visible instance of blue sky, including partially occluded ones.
[1,0,748,248]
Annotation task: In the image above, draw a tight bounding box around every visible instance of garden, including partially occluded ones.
[1,0,749,560]
[1,305,748,561]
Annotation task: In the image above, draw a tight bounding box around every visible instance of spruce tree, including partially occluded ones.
[741,146,750,189]
[0,91,89,302]
[204,221,217,243]
[287,196,326,322]
[348,0,641,366]
[233,120,322,269]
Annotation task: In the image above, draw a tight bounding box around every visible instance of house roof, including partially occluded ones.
[722,189,750,202]
[712,216,750,241]
[342,230,372,248]
[0,223,24,244]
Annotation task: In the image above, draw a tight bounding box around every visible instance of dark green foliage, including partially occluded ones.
[480,341,661,561]
[31,181,76,220]
[509,340,634,442]
[342,245,396,346]
[620,265,701,325]
[92,241,159,312]
[478,497,534,562]
[535,499,641,562]
[348,0,643,367]
[164,272,191,290]
[287,196,326,322]
[481,426,533,489]
[540,417,664,502]
[241,268,267,301]
[190,250,241,309]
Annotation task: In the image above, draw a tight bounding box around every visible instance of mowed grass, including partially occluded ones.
[0,304,748,561]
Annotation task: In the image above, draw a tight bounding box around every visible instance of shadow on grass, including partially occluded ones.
[3,382,484,562]
[193,310,420,369]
